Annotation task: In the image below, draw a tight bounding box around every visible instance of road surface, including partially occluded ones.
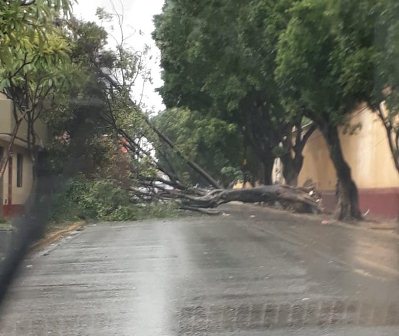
[1,204,399,335]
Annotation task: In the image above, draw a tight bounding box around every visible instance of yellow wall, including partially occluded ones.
[0,140,34,206]
[13,149,33,205]
[0,99,13,136]
[0,140,33,206]
[0,93,38,207]
[0,94,47,148]
[298,105,399,191]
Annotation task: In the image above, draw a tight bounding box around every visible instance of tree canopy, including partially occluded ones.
[153,0,314,185]
[154,0,399,219]
[154,107,243,187]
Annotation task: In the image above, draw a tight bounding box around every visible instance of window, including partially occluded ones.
[16,153,23,188]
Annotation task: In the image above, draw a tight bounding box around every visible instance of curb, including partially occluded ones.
[30,222,85,252]
[227,203,399,239]
[333,220,399,238]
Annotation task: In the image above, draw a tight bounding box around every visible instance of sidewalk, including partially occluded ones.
[354,218,399,233]
[0,224,12,260]
[319,211,399,235]
[224,202,399,237]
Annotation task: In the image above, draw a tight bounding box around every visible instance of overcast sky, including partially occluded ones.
[73,0,165,112]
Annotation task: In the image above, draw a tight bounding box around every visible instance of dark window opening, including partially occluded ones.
[16,153,23,188]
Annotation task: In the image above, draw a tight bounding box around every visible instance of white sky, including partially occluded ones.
[73,0,166,113]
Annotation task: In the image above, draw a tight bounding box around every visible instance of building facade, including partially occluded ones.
[294,104,399,220]
[0,94,47,217]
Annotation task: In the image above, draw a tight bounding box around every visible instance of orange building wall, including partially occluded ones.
[298,104,399,219]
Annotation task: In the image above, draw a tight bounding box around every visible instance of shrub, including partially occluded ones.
[50,176,180,222]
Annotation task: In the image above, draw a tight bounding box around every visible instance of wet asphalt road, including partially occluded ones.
[1,204,399,335]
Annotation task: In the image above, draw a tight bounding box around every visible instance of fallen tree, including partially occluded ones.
[107,109,323,215]
[79,23,323,216]
[136,180,322,215]
[182,185,320,213]
[93,73,322,216]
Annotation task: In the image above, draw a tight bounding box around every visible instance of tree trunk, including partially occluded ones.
[263,158,274,185]
[319,124,361,220]
[176,185,321,214]
[376,105,399,173]
[280,123,316,187]
[281,153,302,187]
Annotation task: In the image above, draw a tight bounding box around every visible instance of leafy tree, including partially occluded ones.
[0,0,71,72]
[0,0,72,92]
[154,108,243,187]
[275,0,371,219]
[0,0,73,179]
[45,19,114,177]
[370,0,399,172]
[153,0,315,186]
[154,0,274,183]
[275,0,399,219]
[86,7,223,189]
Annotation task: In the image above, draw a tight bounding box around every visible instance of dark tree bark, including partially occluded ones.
[239,93,285,186]
[280,123,317,186]
[281,156,301,186]
[376,105,399,173]
[175,185,321,214]
[319,124,362,220]
[263,158,274,185]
